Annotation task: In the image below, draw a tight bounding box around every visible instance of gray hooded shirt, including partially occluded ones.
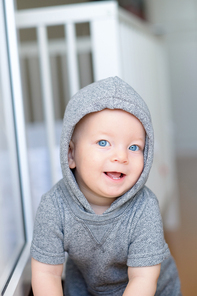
[31,77,181,296]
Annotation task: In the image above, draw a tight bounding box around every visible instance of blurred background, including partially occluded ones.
[0,0,197,295]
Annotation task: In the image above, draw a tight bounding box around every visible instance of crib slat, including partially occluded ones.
[65,23,79,97]
[90,18,121,81]
[37,26,58,185]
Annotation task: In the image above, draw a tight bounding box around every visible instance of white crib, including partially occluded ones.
[15,1,179,228]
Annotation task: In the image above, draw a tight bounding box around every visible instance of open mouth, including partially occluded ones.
[104,172,125,180]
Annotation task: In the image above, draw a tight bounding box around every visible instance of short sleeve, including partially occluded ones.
[31,189,66,265]
[127,190,170,267]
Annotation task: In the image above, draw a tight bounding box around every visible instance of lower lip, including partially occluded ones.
[103,173,126,183]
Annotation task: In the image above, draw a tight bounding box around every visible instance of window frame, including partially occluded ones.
[0,0,33,295]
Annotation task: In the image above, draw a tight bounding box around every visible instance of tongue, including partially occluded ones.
[106,172,122,179]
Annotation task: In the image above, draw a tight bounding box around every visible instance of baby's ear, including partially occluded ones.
[68,140,76,169]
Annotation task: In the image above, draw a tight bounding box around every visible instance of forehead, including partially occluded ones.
[72,109,145,139]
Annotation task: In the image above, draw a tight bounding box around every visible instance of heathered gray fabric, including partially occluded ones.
[64,256,182,296]
[31,77,182,295]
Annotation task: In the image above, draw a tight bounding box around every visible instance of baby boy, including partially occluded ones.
[31,77,182,296]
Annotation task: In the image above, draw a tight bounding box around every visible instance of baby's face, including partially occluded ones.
[68,109,145,211]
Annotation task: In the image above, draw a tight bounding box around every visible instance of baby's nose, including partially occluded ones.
[111,148,128,163]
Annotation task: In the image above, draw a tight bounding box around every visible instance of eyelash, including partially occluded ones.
[129,145,140,151]
[97,141,140,151]
[97,140,110,147]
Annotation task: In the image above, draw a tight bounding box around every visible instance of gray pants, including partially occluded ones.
[64,255,182,296]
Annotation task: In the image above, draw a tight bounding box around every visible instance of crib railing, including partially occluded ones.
[15,1,179,226]
[16,1,121,186]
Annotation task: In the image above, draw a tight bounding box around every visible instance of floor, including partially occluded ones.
[164,157,197,296]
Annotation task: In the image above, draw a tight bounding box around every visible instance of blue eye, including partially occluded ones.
[129,145,139,151]
[98,140,110,147]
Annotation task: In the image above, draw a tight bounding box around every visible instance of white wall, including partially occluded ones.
[146,0,197,156]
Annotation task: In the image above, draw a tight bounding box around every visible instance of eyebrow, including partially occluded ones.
[93,131,145,141]
[134,136,145,142]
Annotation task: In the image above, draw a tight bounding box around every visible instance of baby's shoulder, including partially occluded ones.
[37,179,66,214]
[135,186,159,206]
[129,186,161,219]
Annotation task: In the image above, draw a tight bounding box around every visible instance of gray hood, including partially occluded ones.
[60,76,154,214]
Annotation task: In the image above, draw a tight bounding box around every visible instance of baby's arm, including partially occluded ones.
[31,258,64,296]
[123,264,161,296]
